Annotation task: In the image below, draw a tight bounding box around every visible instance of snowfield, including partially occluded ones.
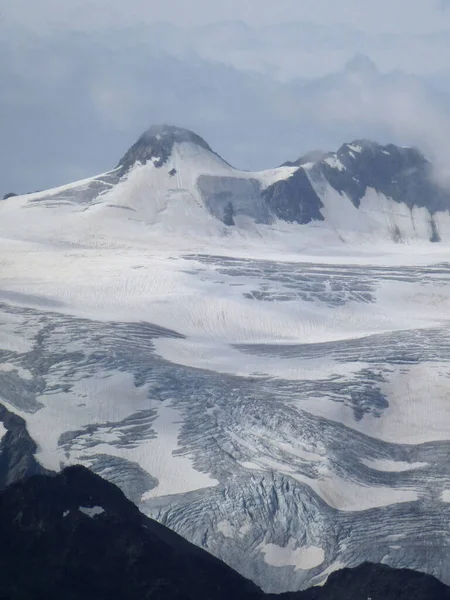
[1,127,450,592]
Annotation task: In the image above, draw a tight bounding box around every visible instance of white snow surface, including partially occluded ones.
[260,539,325,571]
[139,403,219,499]
[347,144,363,154]
[0,421,6,443]
[79,506,105,518]
[323,155,346,171]
[360,459,428,472]
[1,138,450,591]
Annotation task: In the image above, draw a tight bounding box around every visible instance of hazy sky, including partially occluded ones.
[2,0,450,195]
[3,0,450,33]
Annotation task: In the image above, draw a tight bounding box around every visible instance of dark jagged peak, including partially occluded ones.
[2,192,17,200]
[338,139,380,155]
[327,139,428,177]
[314,139,450,220]
[336,139,426,165]
[283,150,326,168]
[268,138,450,236]
[343,53,379,77]
[116,124,215,173]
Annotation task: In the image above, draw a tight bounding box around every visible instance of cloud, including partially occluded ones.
[302,62,450,186]
[146,21,450,81]
[2,0,450,33]
[2,25,450,195]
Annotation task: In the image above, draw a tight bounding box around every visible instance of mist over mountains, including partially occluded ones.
[3,22,450,195]
[3,11,450,598]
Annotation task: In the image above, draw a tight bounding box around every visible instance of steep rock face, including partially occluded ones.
[0,465,261,600]
[266,139,450,239]
[0,404,49,489]
[316,141,449,213]
[287,563,450,600]
[262,168,324,224]
[0,466,448,600]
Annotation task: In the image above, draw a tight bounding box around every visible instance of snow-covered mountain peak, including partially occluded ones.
[324,139,428,176]
[336,139,423,160]
[2,126,450,246]
[116,124,218,173]
[5,124,450,595]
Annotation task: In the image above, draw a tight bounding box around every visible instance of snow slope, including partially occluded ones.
[1,125,450,592]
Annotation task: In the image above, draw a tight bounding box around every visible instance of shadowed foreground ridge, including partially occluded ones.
[0,466,448,600]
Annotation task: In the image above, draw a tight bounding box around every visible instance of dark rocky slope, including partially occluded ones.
[0,465,261,600]
[0,465,448,600]
[0,404,49,488]
[286,563,450,600]
[270,139,450,231]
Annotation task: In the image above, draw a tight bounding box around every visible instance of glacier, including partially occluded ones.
[1,125,450,592]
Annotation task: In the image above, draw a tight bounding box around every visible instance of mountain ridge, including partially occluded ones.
[0,461,448,599]
[3,123,449,245]
[2,124,450,593]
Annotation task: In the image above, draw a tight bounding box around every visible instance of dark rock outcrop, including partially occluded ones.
[117,125,218,174]
[263,168,324,224]
[316,140,450,213]
[265,138,450,235]
[0,464,448,599]
[283,562,450,600]
[22,123,450,236]
[0,404,49,489]
[0,465,261,600]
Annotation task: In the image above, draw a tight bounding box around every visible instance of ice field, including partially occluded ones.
[1,127,450,591]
